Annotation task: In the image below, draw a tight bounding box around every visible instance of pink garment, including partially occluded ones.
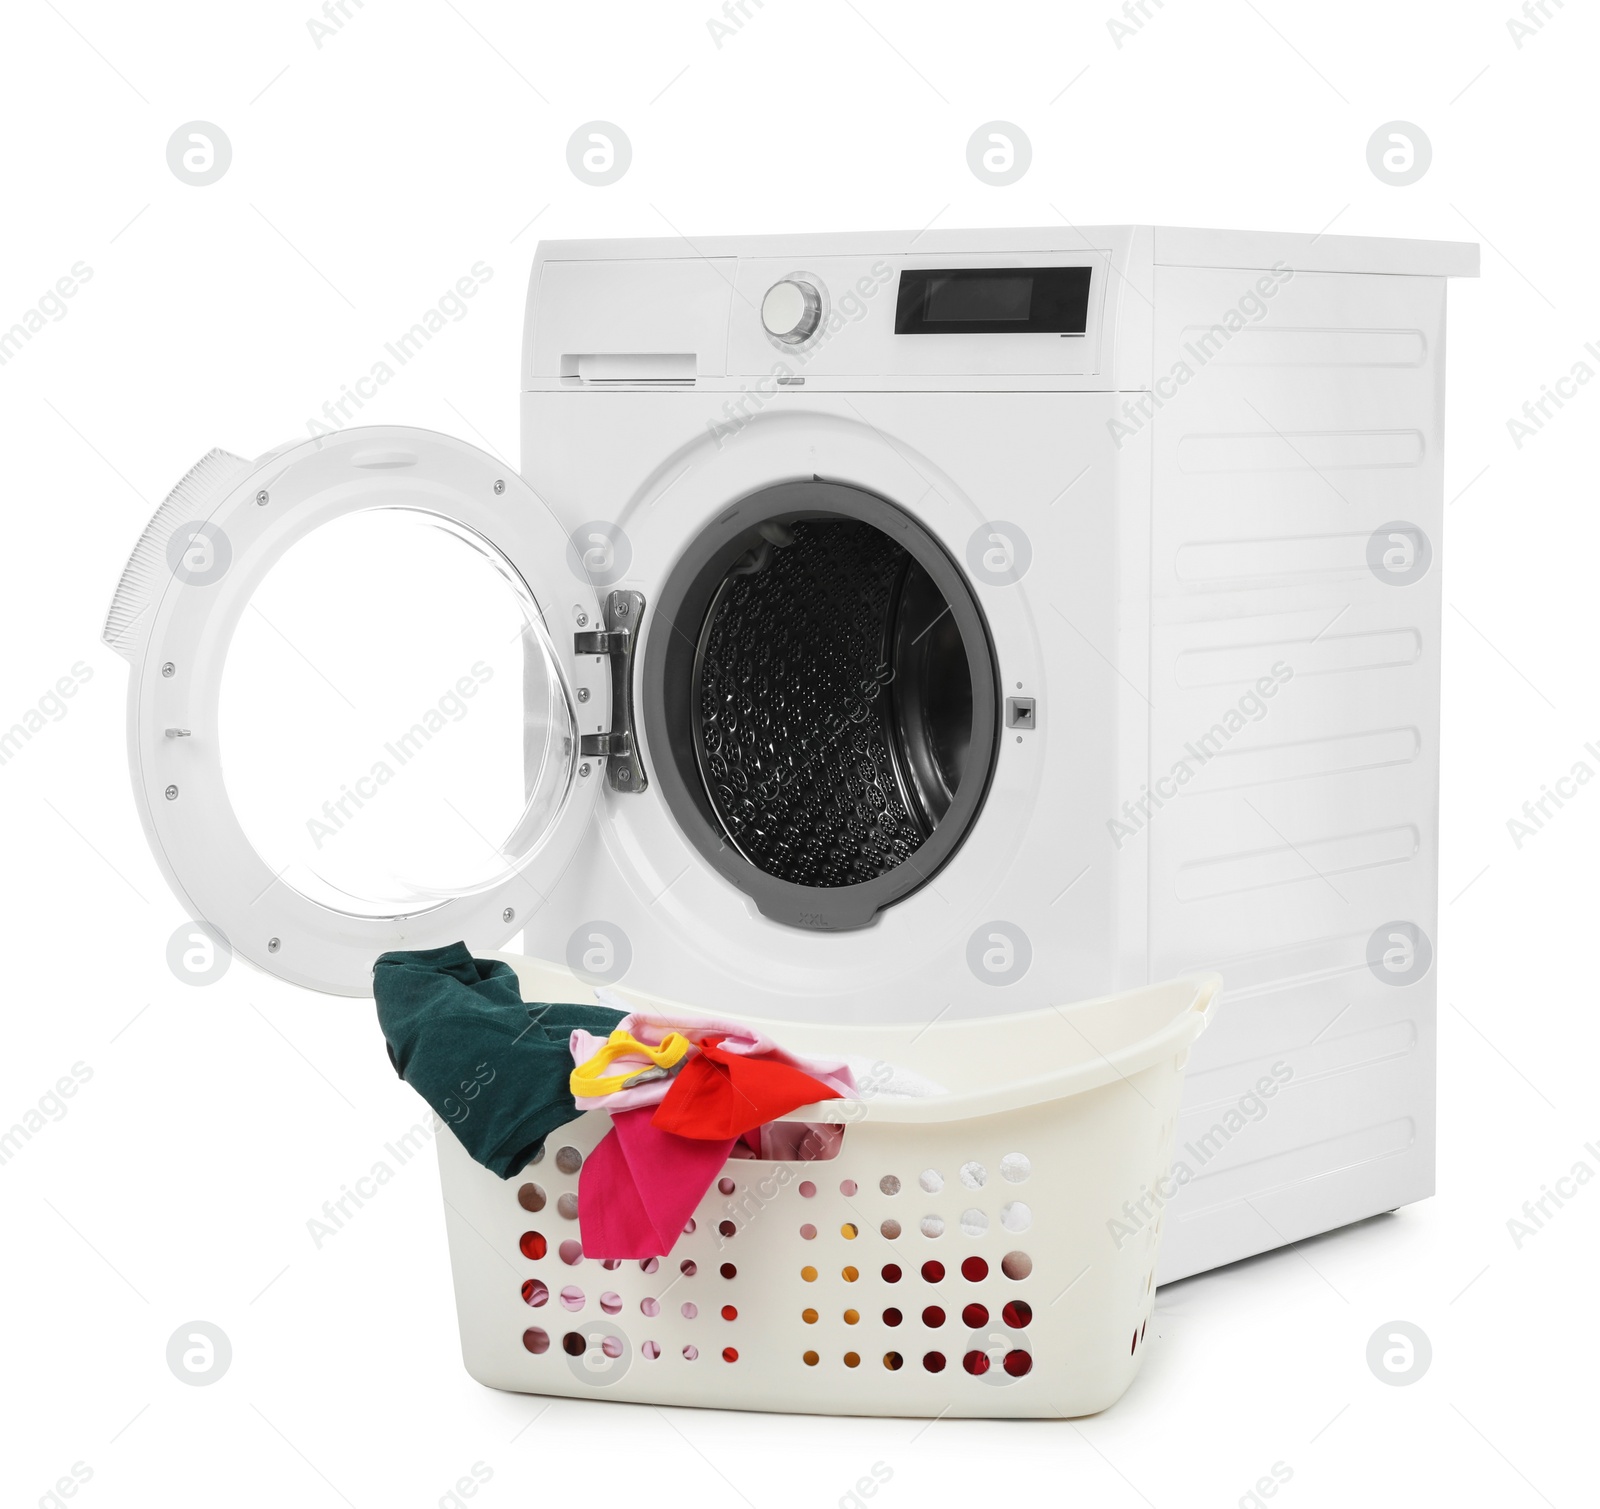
[570,1009,856,1113]
[577,1107,735,1260]
[753,1120,846,1162]
[568,1023,681,1113]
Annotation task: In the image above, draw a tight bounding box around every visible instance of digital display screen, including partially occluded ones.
[924,273,1033,323]
[894,265,1092,335]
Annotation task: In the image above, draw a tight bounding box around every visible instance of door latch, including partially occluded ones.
[575,589,647,793]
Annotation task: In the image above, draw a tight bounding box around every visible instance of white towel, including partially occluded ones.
[843,1055,947,1099]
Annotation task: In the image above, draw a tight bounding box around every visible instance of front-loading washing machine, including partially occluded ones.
[105,225,1477,1281]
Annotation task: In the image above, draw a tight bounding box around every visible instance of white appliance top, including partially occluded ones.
[524,225,1476,394]
[532,225,1480,278]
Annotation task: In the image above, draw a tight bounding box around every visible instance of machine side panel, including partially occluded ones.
[1145,267,1445,1280]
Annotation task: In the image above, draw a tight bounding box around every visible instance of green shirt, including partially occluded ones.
[373,943,624,1178]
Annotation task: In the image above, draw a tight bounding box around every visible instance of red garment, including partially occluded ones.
[651,1034,840,1140]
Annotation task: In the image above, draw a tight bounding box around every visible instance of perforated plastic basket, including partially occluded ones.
[436,957,1219,1418]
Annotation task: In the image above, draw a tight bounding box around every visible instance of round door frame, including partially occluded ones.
[117,426,608,996]
[640,479,1000,931]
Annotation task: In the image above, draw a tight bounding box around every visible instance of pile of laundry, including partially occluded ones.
[569,1002,858,1258]
[372,943,941,1262]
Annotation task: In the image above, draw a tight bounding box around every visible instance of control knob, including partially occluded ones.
[761,279,822,344]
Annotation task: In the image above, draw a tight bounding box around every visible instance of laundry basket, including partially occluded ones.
[435,958,1219,1418]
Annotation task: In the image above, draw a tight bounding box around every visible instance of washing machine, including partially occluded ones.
[105,226,1477,1281]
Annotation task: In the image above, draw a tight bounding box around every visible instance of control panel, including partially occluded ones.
[730,253,1108,380]
[530,244,1118,387]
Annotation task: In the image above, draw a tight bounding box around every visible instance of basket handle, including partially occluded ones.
[1190,974,1222,1026]
[799,971,1223,1127]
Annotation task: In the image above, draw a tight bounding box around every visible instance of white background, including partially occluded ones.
[2,2,1595,1506]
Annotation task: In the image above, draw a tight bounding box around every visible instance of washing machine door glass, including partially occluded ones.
[104,427,606,996]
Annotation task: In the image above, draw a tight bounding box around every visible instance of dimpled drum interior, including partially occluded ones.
[693,519,974,887]
[645,482,1000,928]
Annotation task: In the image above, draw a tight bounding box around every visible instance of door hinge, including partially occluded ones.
[574,589,647,793]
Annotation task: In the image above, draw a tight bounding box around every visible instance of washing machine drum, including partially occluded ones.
[644,480,1000,931]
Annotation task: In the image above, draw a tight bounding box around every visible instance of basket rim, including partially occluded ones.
[491,954,1220,1126]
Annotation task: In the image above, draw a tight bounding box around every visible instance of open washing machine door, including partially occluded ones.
[104,426,616,996]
